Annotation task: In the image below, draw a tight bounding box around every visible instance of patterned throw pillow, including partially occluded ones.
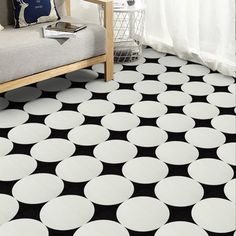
[0,24,4,31]
[12,0,60,28]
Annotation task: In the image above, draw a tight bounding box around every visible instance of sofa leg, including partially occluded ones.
[104,1,114,82]
[104,59,113,81]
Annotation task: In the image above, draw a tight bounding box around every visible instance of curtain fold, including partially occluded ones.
[143,0,235,76]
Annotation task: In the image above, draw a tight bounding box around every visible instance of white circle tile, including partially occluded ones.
[156,141,199,165]
[31,138,75,163]
[5,87,42,103]
[0,138,13,157]
[155,176,204,207]
[134,80,167,95]
[56,156,103,183]
[122,157,169,184]
[0,154,37,181]
[101,112,140,131]
[228,84,236,94]
[0,219,49,236]
[0,194,19,225]
[211,115,236,134]
[207,92,236,108]
[94,140,137,164]
[158,72,189,85]
[84,175,134,206]
[107,89,142,105]
[183,102,220,120]
[158,91,192,107]
[131,101,167,118]
[78,100,115,117]
[185,128,226,149]
[56,88,92,104]
[137,63,167,75]
[188,159,234,185]
[117,197,169,232]
[192,198,236,233]
[224,179,236,202]
[180,64,210,76]
[142,48,166,59]
[92,63,123,74]
[40,195,94,231]
[36,77,71,92]
[85,80,119,93]
[181,81,215,96]
[8,123,51,145]
[74,220,130,236]
[12,173,64,204]
[155,222,209,236]
[114,70,144,84]
[203,73,235,86]
[158,56,187,67]
[66,69,99,82]
[0,109,29,128]
[45,111,85,130]
[123,57,146,66]
[68,125,110,146]
[24,98,62,116]
[2,55,235,234]
[127,126,168,147]
[157,114,195,133]
[0,97,9,111]
[217,143,236,166]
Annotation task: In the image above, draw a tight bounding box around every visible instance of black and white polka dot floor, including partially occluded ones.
[0,48,235,236]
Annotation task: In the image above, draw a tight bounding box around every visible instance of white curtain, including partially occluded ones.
[144,0,236,76]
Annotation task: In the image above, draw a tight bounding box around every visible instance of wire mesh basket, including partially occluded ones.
[99,5,145,63]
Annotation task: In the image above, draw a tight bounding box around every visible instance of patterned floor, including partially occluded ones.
[0,48,235,236]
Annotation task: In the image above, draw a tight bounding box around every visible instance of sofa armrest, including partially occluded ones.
[65,0,71,16]
[83,0,113,30]
[84,0,114,78]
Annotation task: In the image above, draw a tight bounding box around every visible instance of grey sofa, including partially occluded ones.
[0,0,114,93]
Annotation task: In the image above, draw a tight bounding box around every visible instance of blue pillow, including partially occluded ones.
[12,0,60,28]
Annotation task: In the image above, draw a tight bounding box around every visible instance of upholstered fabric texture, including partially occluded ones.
[0,0,67,26]
[0,17,106,83]
[12,0,59,28]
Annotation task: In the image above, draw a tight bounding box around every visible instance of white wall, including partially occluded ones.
[71,0,99,23]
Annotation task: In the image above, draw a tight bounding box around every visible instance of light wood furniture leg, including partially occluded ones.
[104,1,114,81]
[65,0,71,16]
[85,0,114,82]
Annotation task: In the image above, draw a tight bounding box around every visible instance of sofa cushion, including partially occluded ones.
[0,0,67,26]
[0,17,106,83]
[12,0,60,28]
